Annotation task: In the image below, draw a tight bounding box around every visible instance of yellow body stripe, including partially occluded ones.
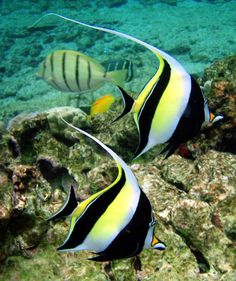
[132,52,165,113]
[84,180,138,250]
[69,162,123,235]
[151,67,187,134]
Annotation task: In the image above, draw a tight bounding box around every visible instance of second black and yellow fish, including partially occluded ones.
[34,13,223,159]
[50,116,166,261]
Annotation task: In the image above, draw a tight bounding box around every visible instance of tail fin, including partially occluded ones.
[113,86,135,122]
[48,186,78,221]
[106,69,127,88]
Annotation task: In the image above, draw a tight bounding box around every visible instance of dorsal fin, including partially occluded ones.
[48,186,78,221]
[59,114,137,186]
[27,13,185,71]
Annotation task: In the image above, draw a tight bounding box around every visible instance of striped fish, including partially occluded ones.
[50,116,166,262]
[37,50,133,93]
[30,14,223,159]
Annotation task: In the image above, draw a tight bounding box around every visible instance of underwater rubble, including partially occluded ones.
[0,54,236,280]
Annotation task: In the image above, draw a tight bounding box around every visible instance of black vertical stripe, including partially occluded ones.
[49,53,60,90]
[126,60,133,82]
[106,62,111,72]
[75,55,81,91]
[57,170,128,250]
[87,60,91,89]
[133,59,171,159]
[122,60,127,70]
[162,76,205,157]
[91,189,152,261]
[115,61,119,71]
[50,53,54,75]
[41,60,46,78]
[62,52,73,91]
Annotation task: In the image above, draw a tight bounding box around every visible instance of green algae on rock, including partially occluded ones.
[0,103,235,280]
[197,55,236,155]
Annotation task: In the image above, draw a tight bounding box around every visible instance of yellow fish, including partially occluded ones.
[90,95,115,116]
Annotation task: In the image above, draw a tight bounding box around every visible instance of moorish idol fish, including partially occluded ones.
[90,94,115,116]
[37,49,133,93]
[30,14,223,158]
[50,116,166,261]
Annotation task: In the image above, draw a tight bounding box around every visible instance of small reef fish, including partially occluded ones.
[30,13,223,159]
[37,49,133,93]
[90,95,115,116]
[49,116,166,261]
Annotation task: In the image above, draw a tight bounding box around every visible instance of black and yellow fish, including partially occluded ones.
[50,116,166,261]
[33,13,223,159]
[37,49,133,93]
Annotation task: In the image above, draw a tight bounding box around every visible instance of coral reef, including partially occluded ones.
[0,2,235,279]
[194,55,236,155]
[0,66,235,280]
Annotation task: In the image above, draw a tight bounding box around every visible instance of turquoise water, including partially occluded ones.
[0,0,236,123]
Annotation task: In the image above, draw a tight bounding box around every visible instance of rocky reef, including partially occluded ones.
[0,55,235,280]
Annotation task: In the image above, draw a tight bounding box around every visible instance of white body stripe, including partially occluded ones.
[141,70,191,157]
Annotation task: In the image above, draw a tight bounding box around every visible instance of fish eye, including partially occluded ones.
[149,219,157,227]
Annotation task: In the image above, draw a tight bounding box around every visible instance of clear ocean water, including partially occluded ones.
[0,2,236,281]
[0,0,236,123]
